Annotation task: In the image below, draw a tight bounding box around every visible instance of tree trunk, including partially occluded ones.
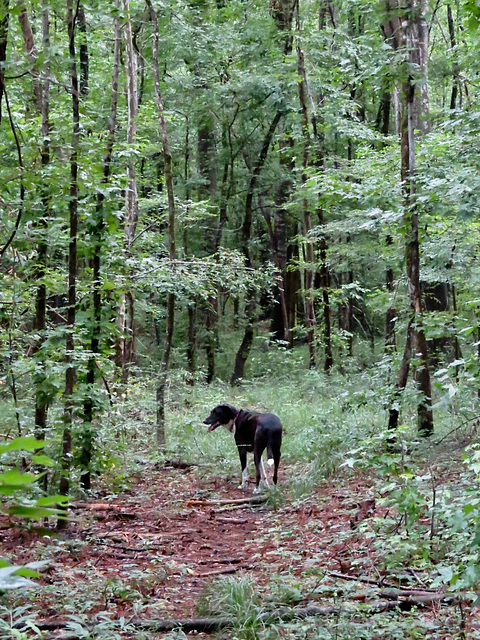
[231,109,283,383]
[386,0,433,436]
[388,319,414,430]
[296,42,316,368]
[58,0,80,527]
[312,13,333,371]
[77,3,88,97]
[422,281,451,364]
[385,235,396,352]
[116,0,139,382]
[270,134,293,344]
[17,1,42,111]
[147,0,176,449]
[230,297,255,385]
[80,3,120,491]
[0,0,9,127]
[33,4,51,496]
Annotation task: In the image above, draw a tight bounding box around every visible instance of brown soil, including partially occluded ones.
[0,463,473,638]
[0,464,375,621]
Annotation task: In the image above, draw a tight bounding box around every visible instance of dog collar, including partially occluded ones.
[231,410,240,436]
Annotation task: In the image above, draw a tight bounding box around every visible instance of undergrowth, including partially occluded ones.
[3,339,480,638]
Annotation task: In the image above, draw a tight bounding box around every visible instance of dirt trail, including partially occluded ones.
[0,464,372,624]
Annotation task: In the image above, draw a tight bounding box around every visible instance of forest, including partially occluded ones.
[1,0,480,637]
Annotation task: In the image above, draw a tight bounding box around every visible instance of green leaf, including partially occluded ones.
[8,505,61,520]
[0,470,37,487]
[0,438,44,454]
[30,454,54,466]
[35,495,69,507]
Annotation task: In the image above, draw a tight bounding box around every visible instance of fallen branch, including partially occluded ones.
[198,557,242,565]
[213,503,259,513]
[25,592,459,634]
[195,566,241,578]
[185,496,266,506]
[215,517,248,524]
[326,571,438,593]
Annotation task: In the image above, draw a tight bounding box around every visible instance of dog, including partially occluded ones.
[204,404,282,492]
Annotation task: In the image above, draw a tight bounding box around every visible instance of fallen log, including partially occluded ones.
[195,566,241,578]
[185,496,266,507]
[24,592,459,634]
[215,517,249,524]
[326,571,439,593]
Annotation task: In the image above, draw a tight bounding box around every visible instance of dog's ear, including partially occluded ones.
[219,404,236,418]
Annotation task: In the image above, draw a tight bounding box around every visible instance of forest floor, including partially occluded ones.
[0,460,475,638]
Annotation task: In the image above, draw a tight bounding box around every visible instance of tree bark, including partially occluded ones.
[32,4,51,496]
[446,4,460,110]
[230,109,283,384]
[0,0,9,127]
[386,0,433,436]
[296,40,316,368]
[58,0,80,526]
[17,1,42,111]
[77,3,88,97]
[270,134,293,344]
[385,235,396,352]
[116,0,139,382]
[80,2,120,490]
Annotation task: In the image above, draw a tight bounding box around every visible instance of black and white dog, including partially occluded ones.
[204,404,282,492]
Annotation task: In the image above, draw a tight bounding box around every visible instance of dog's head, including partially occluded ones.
[204,404,237,433]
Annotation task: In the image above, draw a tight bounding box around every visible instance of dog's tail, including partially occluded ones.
[266,445,275,467]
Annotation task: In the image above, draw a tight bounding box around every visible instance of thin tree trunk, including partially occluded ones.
[260,198,290,345]
[447,4,459,110]
[33,4,50,496]
[17,1,42,111]
[312,14,333,371]
[77,3,88,97]
[0,0,9,127]
[58,0,80,527]
[404,0,433,436]
[388,319,414,430]
[231,110,283,384]
[386,0,433,436]
[116,0,139,382]
[186,304,196,384]
[183,119,196,384]
[296,38,316,369]
[147,0,176,449]
[80,3,120,491]
[270,134,293,344]
[385,235,396,352]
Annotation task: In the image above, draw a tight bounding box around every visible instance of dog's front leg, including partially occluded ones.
[238,448,248,489]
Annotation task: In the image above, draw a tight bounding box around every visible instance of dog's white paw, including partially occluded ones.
[238,483,247,490]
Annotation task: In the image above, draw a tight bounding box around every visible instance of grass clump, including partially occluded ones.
[197,574,266,640]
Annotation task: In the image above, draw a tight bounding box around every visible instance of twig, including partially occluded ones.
[195,566,241,578]
[213,503,259,513]
[185,496,266,507]
[434,415,480,446]
[0,85,25,258]
[215,517,248,524]
[326,571,438,593]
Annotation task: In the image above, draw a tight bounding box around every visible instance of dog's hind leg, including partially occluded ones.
[272,450,281,484]
[259,457,269,488]
[253,450,269,493]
